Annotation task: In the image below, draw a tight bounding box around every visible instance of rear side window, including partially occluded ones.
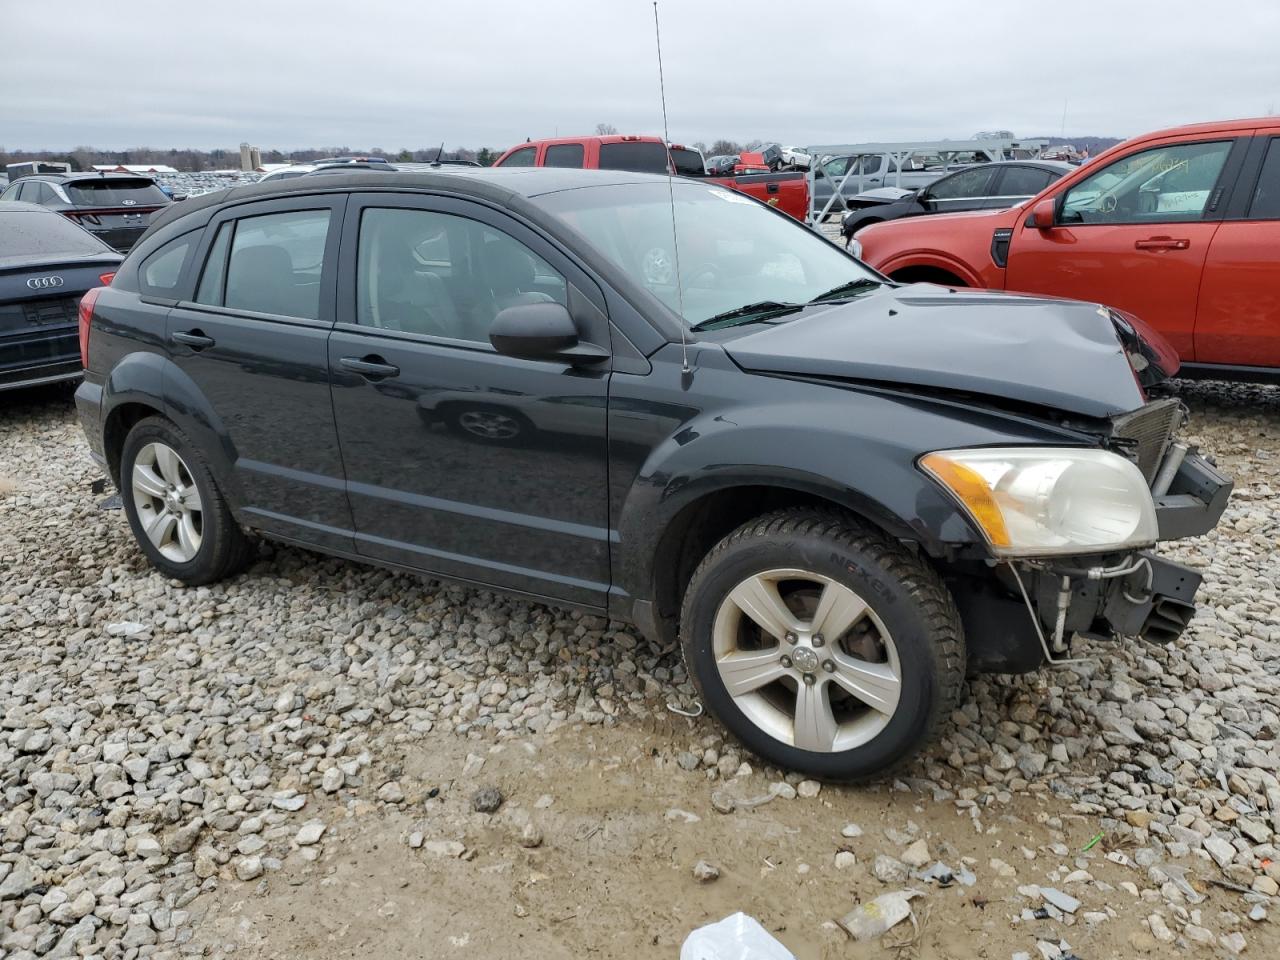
[544,143,585,168]
[197,209,331,319]
[0,184,19,201]
[1248,138,1280,219]
[65,178,169,207]
[997,166,1055,197]
[598,141,670,174]
[928,166,995,200]
[0,209,108,257]
[139,235,193,295]
[498,146,537,167]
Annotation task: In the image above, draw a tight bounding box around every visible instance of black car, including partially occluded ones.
[0,203,121,391]
[841,160,1074,244]
[0,172,171,252]
[74,169,1230,779]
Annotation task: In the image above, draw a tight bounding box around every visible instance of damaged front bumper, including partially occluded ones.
[955,450,1232,673]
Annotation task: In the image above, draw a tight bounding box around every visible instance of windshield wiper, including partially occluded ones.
[807,278,884,303]
[690,300,804,330]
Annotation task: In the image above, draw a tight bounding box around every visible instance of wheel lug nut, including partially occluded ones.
[803,673,816,686]
[784,632,797,644]
[780,656,792,669]
[812,634,825,647]
[822,660,835,672]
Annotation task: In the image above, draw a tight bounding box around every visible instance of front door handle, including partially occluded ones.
[339,355,400,380]
[1134,237,1189,251]
[171,330,215,350]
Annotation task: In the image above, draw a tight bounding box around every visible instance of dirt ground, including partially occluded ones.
[190,717,1276,960]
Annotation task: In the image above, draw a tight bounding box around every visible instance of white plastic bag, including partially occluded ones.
[680,912,795,960]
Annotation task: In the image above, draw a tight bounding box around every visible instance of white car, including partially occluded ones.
[780,146,812,169]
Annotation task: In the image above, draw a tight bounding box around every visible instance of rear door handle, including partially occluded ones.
[171,330,215,350]
[339,355,400,380]
[1134,237,1189,250]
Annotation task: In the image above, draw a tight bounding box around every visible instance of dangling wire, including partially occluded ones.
[653,1,690,375]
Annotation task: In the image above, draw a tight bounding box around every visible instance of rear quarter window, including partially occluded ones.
[139,234,195,297]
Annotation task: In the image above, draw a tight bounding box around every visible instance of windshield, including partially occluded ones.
[535,181,881,326]
[66,178,169,207]
[0,209,110,258]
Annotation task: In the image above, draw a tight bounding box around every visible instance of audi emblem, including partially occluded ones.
[26,276,65,290]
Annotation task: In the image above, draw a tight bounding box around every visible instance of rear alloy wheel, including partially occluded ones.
[130,442,204,564]
[680,508,965,780]
[120,416,252,585]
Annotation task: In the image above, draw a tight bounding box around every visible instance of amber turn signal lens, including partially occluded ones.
[919,452,1012,549]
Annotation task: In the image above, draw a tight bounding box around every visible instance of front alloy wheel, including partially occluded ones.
[680,508,965,781]
[713,569,901,753]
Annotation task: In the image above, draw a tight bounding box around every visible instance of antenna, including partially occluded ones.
[653,0,690,375]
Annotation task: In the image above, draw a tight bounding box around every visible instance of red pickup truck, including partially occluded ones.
[492,135,810,222]
[855,117,1280,378]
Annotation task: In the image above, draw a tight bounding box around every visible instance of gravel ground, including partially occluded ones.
[2,379,1278,958]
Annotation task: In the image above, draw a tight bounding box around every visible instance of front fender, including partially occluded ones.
[613,387,1026,604]
[875,249,986,287]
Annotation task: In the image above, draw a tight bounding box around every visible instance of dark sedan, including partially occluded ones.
[0,203,121,391]
[0,172,171,252]
[841,160,1073,245]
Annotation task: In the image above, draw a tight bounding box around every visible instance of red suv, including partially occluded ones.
[856,118,1280,377]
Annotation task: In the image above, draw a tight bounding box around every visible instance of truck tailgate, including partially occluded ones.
[707,172,809,222]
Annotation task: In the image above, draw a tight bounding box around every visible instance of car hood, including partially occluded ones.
[860,204,1013,237]
[721,284,1163,419]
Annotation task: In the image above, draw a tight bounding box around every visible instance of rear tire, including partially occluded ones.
[679,508,965,781]
[120,416,252,585]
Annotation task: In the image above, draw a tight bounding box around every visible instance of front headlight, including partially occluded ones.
[920,447,1157,557]
[847,237,863,259]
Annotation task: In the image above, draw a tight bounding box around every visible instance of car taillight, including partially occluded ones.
[99,272,116,286]
[78,287,103,369]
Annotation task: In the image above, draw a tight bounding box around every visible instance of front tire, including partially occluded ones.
[120,416,252,585]
[679,508,965,781]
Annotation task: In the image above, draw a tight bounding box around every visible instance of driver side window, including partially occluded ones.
[356,207,566,343]
[1061,140,1232,224]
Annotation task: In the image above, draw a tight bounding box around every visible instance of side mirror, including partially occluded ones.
[489,302,608,365]
[1028,197,1057,230]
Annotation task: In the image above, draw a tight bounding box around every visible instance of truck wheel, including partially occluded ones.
[120,416,252,585]
[679,508,965,781]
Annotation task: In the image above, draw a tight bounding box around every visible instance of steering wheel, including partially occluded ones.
[680,261,721,293]
[1099,194,1118,213]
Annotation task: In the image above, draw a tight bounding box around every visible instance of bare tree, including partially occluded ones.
[595,123,618,136]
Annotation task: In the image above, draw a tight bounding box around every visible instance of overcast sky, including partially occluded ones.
[3,0,1278,152]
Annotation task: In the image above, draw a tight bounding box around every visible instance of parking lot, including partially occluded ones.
[2,378,1278,958]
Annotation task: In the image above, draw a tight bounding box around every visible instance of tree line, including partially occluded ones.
[0,144,504,172]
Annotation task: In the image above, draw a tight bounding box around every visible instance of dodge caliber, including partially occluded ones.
[74,169,1231,779]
